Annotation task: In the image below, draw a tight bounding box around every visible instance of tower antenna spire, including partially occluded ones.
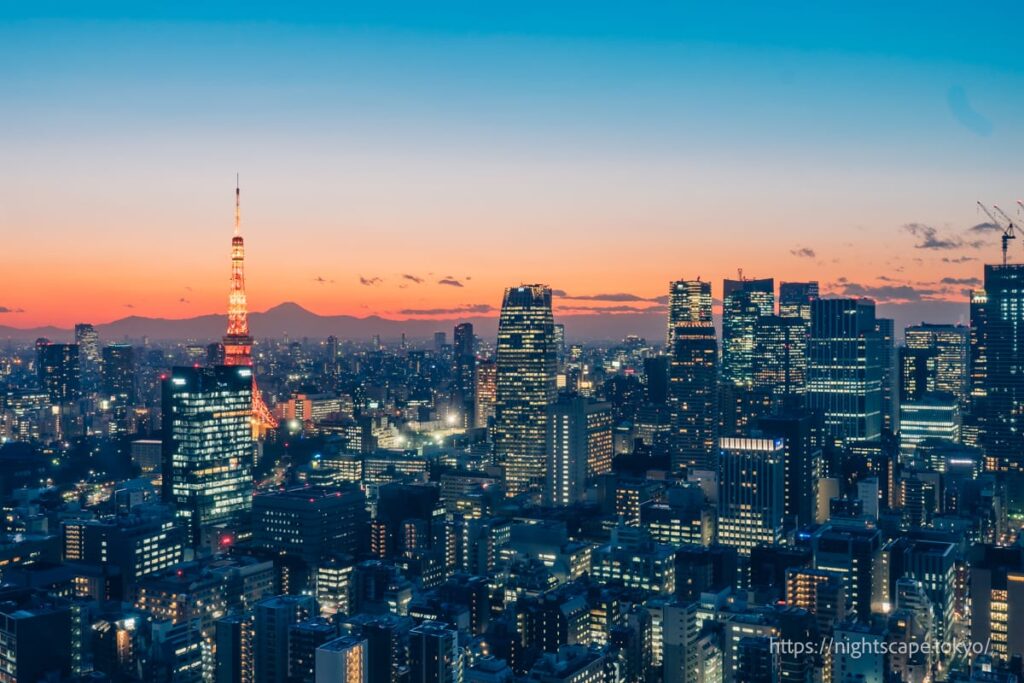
[234,173,241,236]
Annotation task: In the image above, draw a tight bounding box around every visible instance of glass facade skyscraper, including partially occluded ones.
[667,279,712,347]
[161,365,255,546]
[494,285,557,497]
[722,278,774,388]
[807,298,883,444]
[975,264,1024,471]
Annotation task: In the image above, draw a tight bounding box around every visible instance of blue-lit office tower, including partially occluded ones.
[722,278,774,388]
[494,285,557,497]
[161,365,255,547]
[975,264,1024,471]
[452,323,476,429]
[667,281,718,474]
[807,298,883,444]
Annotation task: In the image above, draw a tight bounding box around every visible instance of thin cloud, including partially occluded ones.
[941,276,982,286]
[969,222,1002,233]
[399,304,496,316]
[438,278,463,287]
[402,274,424,284]
[359,276,382,286]
[179,298,190,304]
[902,222,987,250]
[560,292,662,303]
[0,306,24,314]
[790,247,816,258]
[943,256,976,263]
[832,281,939,303]
[557,304,667,314]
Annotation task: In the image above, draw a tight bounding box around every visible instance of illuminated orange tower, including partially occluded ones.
[223,178,278,435]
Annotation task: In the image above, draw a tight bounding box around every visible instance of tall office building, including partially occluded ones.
[453,323,476,429]
[752,315,807,402]
[875,318,897,434]
[409,620,463,683]
[75,323,101,391]
[905,323,969,405]
[807,298,883,444]
[778,281,819,322]
[667,280,712,347]
[668,324,718,474]
[544,395,613,507]
[721,278,774,388]
[161,365,255,546]
[101,343,136,402]
[252,486,367,564]
[494,285,557,497]
[899,393,960,456]
[717,437,785,556]
[756,412,823,529]
[37,342,80,403]
[974,264,1024,470]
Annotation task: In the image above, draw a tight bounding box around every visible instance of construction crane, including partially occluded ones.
[978,201,1015,266]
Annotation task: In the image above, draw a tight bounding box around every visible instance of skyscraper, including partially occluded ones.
[752,315,807,402]
[75,323,100,391]
[668,324,718,474]
[474,360,497,429]
[544,394,613,507]
[721,278,774,388]
[875,318,897,434]
[101,343,135,403]
[807,298,883,444]
[717,437,785,557]
[162,365,255,546]
[37,342,80,403]
[904,323,970,405]
[453,323,476,429]
[778,281,819,322]
[974,264,1024,471]
[494,285,557,497]
[667,280,712,347]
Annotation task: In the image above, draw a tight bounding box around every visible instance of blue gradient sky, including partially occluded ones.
[2,2,1022,327]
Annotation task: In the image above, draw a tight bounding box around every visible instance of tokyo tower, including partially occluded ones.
[223,178,278,435]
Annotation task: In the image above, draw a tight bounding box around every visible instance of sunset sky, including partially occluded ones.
[2,3,1023,329]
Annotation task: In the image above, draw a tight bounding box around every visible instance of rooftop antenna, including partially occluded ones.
[234,173,241,236]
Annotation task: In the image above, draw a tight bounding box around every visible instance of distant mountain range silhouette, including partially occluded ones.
[0,300,966,344]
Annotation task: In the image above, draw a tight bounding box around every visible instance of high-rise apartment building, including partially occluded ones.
[453,323,476,429]
[667,280,712,347]
[37,342,80,403]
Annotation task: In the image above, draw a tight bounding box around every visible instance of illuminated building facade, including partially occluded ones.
[544,395,612,507]
[905,323,970,405]
[666,279,712,347]
[721,278,774,388]
[474,360,497,429]
[807,298,883,444]
[494,285,557,497]
[316,636,368,683]
[717,437,784,556]
[161,365,255,546]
